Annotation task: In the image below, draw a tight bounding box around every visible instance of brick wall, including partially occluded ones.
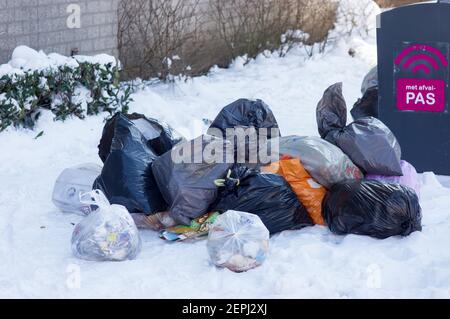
[0,0,119,64]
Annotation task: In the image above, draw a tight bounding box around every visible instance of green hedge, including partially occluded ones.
[0,59,132,131]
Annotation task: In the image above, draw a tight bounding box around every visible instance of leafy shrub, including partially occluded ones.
[0,58,132,131]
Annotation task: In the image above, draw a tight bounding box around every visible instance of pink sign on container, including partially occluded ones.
[396,78,446,112]
[394,44,448,113]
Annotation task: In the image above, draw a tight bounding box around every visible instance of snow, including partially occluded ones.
[0,46,118,78]
[2,0,450,298]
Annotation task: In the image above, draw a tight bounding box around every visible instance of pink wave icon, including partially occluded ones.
[395,44,449,75]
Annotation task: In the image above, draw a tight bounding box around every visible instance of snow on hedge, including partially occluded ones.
[0,46,118,78]
[0,46,130,131]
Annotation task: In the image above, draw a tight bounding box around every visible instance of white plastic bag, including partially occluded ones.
[71,190,142,262]
[52,163,102,216]
[207,211,269,272]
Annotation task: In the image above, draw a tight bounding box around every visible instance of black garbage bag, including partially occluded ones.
[93,114,167,215]
[98,112,185,163]
[212,165,313,235]
[351,86,379,121]
[322,180,422,239]
[207,99,281,166]
[317,83,402,176]
[152,135,234,225]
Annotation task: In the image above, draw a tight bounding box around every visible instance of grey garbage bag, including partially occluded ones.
[273,135,363,189]
[71,190,141,261]
[351,86,379,121]
[207,210,270,273]
[361,66,378,95]
[52,163,102,216]
[152,135,234,225]
[317,83,402,176]
[352,66,379,120]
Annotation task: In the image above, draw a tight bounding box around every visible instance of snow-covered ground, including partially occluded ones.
[2,1,450,298]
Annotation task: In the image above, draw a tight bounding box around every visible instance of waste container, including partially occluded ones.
[377,0,450,174]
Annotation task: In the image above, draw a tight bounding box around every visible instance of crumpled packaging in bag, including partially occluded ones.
[152,135,234,225]
[207,210,270,273]
[317,82,402,176]
[71,190,142,261]
[93,114,167,215]
[366,160,421,199]
[98,112,185,163]
[271,135,363,189]
[262,157,326,225]
[212,165,313,234]
[323,180,422,239]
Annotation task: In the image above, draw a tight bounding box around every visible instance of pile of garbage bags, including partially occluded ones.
[52,79,423,271]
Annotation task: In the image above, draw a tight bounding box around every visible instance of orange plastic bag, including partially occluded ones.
[262,157,326,225]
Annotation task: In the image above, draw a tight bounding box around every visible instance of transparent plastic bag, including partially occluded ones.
[71,190,142,262]
[52,163,102,216]
[207,210,270,273]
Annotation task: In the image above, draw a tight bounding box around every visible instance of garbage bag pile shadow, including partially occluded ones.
[212,165,313,235]
[322,180,422,239]
[152,135,234,225]
[207,99,281,167]
[98,112,185,162]
[317,82,402,176]
[93,114,167,215]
